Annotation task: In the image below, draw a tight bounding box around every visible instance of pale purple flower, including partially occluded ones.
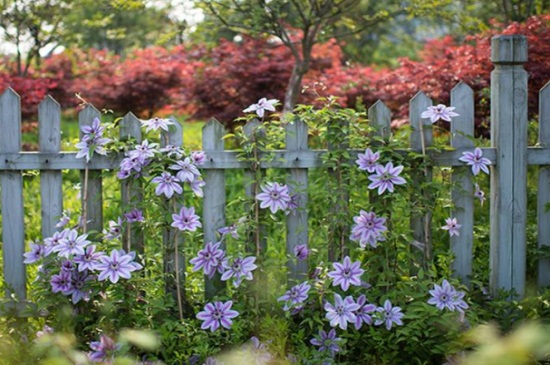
[169,157,200,183]
[191,151,207,166]
[256,182,291,214]
[221,256,257,287]
[428,279,457,311]
[442,217,461,237]
[50,270,73,293]
[354,295,376,329]
[190,242,225,278]
[310,329,341,356]
[191,179,206,197]
[73,245,105,271]
[368,162,406,195]
[243,98,278,118]
[44,230,69,256]
[196,301,239,332]
[103,218,123,240]
[124,208,145,223]
[89,334,121,363]
[60,259,75,272]
[36,325,54,338]
[52,229,90,258]
[56,212,70,228]
[285,193,300,215]
[75,118,110,162]
[67,270,93,304]
[374,299,404,330]
[327,256,364,291]
[218,223,239,239]
[294,244,309,261]
[356,148,381,173]
[81,117,105,136]
[459,147,491,175]
[128,140,158,160]
[202,357,223,365]
[451,290,469,312]
[171,206,202,231]
[421,104,459,123]
[324,294,360,330]
[277,281,311,311]
[350,210,387,248]
[151,172,183,199]
[96,249,142,283]
[23,242,44,264]
[160,144,185,158]
[474,183,486,205]
[141,117,174,133]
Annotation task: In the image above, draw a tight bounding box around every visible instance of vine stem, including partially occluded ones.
[173,198,184,322]
[419,121,432,263]
[82,165,89,234]
[125,184,131,252]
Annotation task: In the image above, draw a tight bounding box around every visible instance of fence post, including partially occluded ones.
[490,35,528,298]
[538,82,550,288]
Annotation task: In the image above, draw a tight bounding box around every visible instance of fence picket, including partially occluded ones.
[0,88,26,300]
[450,82,475,285]
[78,105,103,234]
[538,82,550,288]
[409,91,433,263]
[202,118,227,298]
[286,118,309,283]
[368,100,391,140]
[39,96,63,239]
[119,112,144,254]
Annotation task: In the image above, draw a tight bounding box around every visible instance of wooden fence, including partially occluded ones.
[0,35,549,314]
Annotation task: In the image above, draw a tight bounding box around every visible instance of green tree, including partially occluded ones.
[196,0,455,112]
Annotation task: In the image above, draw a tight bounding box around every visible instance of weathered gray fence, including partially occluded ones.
[0,35,549,315]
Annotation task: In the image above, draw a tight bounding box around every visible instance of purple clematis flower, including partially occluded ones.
[277,281,311,311]
[243,98,278,118]
[141,117,174,133]
[51,270,73,293]
[310,329,341,356]
[324,294,360,330]
[56,212,70,228]
[354,295,377,329]
[73,245,105,272]
[191,151,207,166]
[190,179,206,197]
[442,217,461,237]
[221,256,257,287]
[67,270,93,304]
[421,104,459,123]
[459,147,491,175]
[190,241,225,278]
[374,299,404,330]
[51,229,90,258]
[350,210,387,248]
[293,244,309,261]
[368,162,406,195]
[428,279,457,311]
[256,182,291,214]
[124,208,145,223]
[160,144,185,158]
[103,218,123,240]
[474,183,486,205]
[196,301,239,332]
[88,334,121,363]
[128,140,158,160]
[171,206,202,231]
[169,157,200,183]
[23,242,44,264]
[327,256,364,291]
[96,249,142,283]
[356,148,381,173]
[151,171,183,198]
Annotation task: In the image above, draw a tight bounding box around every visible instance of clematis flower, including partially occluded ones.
[23,242,45,264]
[327,256,364,291]
[368,162,406,195]
[356,148,381,173]
[310,329,341,356]
[374,299,404,330]
[459,147,491,175]
[190,241,225,278]
[474,183,486,205]
[96,249,142,284]
[151,171,183,199]
[51,229,90,258]
[171,206,202,232]
[169,157,200,183]
[243,98,278,118]
[324,294,360,330]
[421,104,459,123]
[256,182,291,214]
[196,301,239,332]
[293,244,309,261]
[88,334,121,363]
[442,217,461,237]
[221,256,257,287]
[350,210,387,248]
[277,281,311,311]
[354,295,377,329]
[141,117,174,132]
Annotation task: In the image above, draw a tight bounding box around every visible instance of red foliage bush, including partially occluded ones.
[0,72,58,120]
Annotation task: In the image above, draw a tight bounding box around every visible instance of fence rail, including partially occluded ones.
[1,35,549,315]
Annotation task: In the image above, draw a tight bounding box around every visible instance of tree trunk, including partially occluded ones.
[283,61,307,113]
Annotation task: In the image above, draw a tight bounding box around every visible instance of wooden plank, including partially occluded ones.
[450,82,475,285]
[202,118,227,298]
[285,118,309,284]
[490,35,528,298]
[538,82,550,288]
[39,96,63,239]
[78,105,103,234]
[0,88,26,299]
[161,118,187,315]
[119,112,144,254]
[410,91,433,264]
[368,100,391,140]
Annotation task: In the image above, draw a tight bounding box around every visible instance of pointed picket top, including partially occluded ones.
[409,91,433,150]
[0,87,21,153]
[78,104,101,136]
[39,95,61,153]
[368,100,391,139]
[450,82,474,149]
[203,118,226,150]
[539,81,550,146]
[119,112,142,142]
[243,118,262,139]
[285,118,308,150]
[161,116,183,147]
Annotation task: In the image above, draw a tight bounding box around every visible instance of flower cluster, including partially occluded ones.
[428,280,469,312]
[75,117,111,162]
